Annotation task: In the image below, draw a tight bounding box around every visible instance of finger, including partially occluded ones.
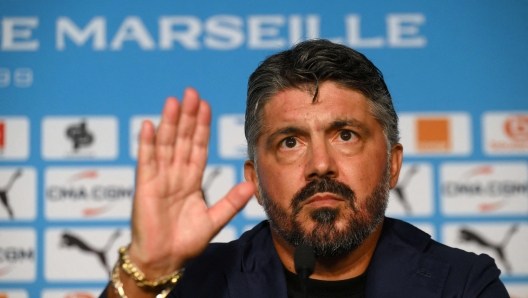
[174,88,201,164]
[188,100,212,181]
[208,182,255,232]
[155,97,180,164]
[137,120,157,183]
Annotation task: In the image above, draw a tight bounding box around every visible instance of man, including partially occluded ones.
[103,39,508,298]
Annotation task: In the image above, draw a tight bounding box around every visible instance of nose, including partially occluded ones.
[304,137,338,180]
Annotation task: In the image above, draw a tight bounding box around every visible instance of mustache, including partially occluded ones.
[290,176,356,215]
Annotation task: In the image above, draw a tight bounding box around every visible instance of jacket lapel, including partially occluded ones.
[365,218,450,298]
[225,224,288,298]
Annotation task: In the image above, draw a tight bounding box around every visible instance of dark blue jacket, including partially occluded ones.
[102,217,509,297]
[169,218,508,297]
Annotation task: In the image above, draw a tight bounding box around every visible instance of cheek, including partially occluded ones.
[275,147,306,165]
[340,150,387,196]
[258,164,302,205]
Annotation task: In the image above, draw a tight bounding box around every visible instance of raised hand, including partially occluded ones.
[127,88,255,280]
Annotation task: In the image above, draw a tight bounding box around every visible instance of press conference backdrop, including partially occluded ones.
[1,0,528,297]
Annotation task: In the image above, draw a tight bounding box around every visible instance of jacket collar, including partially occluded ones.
[225,221,288,298]
[365,218,450,298]
[224,218,451,298]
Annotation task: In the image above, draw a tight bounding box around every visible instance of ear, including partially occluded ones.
[389,143,403,189]
[244,159,262,205]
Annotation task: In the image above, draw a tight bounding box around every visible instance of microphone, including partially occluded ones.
[294,244,315,298]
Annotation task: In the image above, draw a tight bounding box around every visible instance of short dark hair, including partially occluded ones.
[245,39,399,161]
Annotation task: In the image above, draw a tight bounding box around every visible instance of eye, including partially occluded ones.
[281,137,298,149]
[338,130,355,141]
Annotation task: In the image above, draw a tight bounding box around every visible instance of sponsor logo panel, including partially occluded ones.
[202,165,235,207]
[218,114,246,159]
[0,167,36,221]
[45,227,130,281]
[45,167,134,220]
[0,228,36,282]
[0,117,29,160]
[211,225,237,243]
[483,112,528,155]
[386,163,434,217]
[42,117,118,160]
[442,222,528,276]
[505,283,528,298]
[243,196,267,220]
[129,116,160,159]
[399,113,471,156]
[41,289,100,298]
[240,167,266,220]
[0,289,28,298]
[441,162,528,216]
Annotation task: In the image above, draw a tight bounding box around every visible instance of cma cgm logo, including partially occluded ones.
[0,244,34,277]
[505,115,528,141]
[46,169,134,217]
[443,165,528,212]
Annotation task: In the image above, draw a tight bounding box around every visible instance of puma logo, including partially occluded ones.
[391,165,419,214]
[0,169,22,220]
[60,230,121,276]
[459,224,519,273]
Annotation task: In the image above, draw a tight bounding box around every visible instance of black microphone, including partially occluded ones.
[294,244,315,298]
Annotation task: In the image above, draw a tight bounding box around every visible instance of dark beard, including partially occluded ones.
[259,172,389,258]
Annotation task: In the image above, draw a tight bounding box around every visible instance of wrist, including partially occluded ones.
[111,246,185,298]
[128,244,186,279]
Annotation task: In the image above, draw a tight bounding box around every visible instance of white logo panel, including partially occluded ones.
[0,167,36,221]
[41,288,101,298]
[387,163,434,216]
[129,115,160,159]
[442,222,528,276]
[441,162,528,215]
[0,228,36,282]
[399,113,471,156]
[243,196,267,220]
[202,165,236,207]
[0,289,28,298]
[218,114,247,159]
[45,227,130,281]
[45,167,134,220]
[0,117,29,160]
[483,112,528,155]
[505,283,528,298]
[211,225,237,243]
[42,116,118,160]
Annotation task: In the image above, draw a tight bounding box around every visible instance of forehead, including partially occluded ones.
[261,82,376,129]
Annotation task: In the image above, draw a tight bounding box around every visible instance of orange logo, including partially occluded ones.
[415,117,451,152]
[0,293,8,298]
[505,115,528,141]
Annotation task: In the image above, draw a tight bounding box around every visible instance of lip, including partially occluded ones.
[303,193,345,208]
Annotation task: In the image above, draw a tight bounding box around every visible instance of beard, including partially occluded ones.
[258,168,390,258]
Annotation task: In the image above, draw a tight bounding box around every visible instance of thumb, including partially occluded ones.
[208,182,256,232]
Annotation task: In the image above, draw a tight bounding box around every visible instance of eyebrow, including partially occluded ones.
[265,126,304,149]
[329,119,371,136]
[264,118,372,149]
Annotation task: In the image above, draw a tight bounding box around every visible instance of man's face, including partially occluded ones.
[244,81,402,257]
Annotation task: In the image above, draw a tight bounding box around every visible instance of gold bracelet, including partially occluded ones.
[112,260,177,298]
[119,246,185,288]
[111,259,128,298]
